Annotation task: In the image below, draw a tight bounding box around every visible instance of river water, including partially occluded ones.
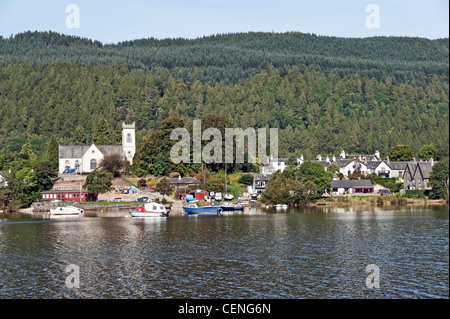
[0,205,448,299]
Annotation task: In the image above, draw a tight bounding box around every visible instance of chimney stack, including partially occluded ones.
[340,150,346,159]
[316,154,322,161]
[375,150,380,160]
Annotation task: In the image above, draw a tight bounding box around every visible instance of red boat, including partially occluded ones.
[129,203,170,218]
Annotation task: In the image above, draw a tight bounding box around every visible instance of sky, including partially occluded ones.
[0,0,448,44]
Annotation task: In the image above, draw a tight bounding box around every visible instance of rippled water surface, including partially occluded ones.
[0,206,448,298]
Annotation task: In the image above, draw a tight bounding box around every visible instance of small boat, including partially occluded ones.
[129,203,170,218]
[183,203,222,215]
[50,205,84,216]
[275,204,288,209]
[223,193,234,201]
[220,202,244,211]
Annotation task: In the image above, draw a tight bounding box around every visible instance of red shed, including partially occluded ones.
[41,189,96,202]
[189,189,209,200]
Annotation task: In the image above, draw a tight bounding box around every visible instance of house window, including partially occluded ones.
[90,159,97,170]
[75,160,80,171]
[65,160,70,168]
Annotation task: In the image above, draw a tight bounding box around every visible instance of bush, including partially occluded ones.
[238,173,253,185]
[404,190,425,199]
[138,178,147,187]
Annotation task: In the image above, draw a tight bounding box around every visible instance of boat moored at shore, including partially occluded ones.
[129,203,170,218]
[183,203,222,215]
[50,206,84,216]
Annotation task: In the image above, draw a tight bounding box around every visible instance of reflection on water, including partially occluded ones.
[0,205,448,298]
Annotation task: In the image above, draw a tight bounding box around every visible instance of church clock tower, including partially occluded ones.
[122,122,136,165]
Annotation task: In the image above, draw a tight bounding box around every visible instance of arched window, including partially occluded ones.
[90,159,97,170]
[127,133,132,143]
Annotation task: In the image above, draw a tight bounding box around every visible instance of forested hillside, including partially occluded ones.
[0,61,448,161]
[0,31,448,164]
[1,31,448,86]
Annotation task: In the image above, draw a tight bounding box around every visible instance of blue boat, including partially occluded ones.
[183,203,222,215]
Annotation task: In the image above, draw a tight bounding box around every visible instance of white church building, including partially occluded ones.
[58,122,136,174]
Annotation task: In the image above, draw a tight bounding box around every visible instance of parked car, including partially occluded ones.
[379,188,392,196]
[137,196,149,202]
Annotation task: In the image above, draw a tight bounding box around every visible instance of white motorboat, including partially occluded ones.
[275,204,288,209]
[129,202,170,218]
[223,193,234,201]
[50,206,84,216]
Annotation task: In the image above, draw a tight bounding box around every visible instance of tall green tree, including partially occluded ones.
[93,118,111,145]
[297,161,333,194]
[429,157,449,199]
[418,144,439,161]
[83,170,113,195]
[388,145,414,162]
[155,177,173,198]
[46,136,59,169]
[72,125,89,145]
[18,142,36,161]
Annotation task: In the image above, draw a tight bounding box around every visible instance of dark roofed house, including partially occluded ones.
[253,174,272,194]
[403,161,435,190]
[167,177,201,190]
[331,180,374,195]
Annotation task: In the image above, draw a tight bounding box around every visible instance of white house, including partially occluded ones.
[58,122,136,174]
[260,157,288,174]
[366,160,392,177]
[0,170,9,188]
[259,155,304,175]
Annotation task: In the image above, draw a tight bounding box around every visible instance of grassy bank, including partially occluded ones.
[311,195,447,207]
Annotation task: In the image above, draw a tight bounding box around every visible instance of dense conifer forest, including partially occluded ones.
[0,31,448,162]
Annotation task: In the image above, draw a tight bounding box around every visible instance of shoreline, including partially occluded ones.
[308,198,448,207]
[7,198,449,215]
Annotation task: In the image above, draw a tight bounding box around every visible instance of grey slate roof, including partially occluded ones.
[365,160,386,169]
[333,159,354,167]
[167,177,200,184]
[59,145,122,158]
[417,162,433,179]
[95,145,123,157]
[59,145,90,159]
[386,161,413,170]
[253,174,272,181]
[406,162,434,179]
[0,170,9,177]
[331,180,374,188]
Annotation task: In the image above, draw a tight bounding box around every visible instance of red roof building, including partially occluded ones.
[41,189,96,202]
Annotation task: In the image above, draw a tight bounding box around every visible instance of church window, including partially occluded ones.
[90,159,97,170]
[127,133,132,143]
